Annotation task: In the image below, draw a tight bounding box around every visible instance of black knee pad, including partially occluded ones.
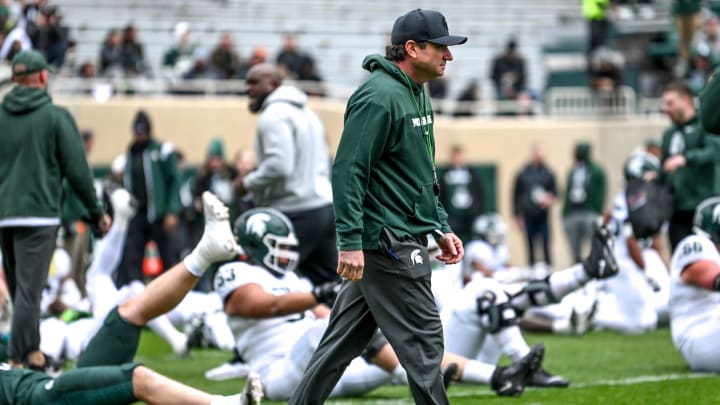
[360,329,388,363]
[476,290,518,334]
[517,275,558,306]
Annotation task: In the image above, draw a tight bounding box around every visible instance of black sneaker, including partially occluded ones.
[583,222,619,279]
[442,362,459,389]
[528,367,570,388]
[490,343,545,396]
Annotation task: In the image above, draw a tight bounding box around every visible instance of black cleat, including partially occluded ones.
[442,362,459,389]
[490,343,545,397]
[583,222,619,279]
[528,367,570,388]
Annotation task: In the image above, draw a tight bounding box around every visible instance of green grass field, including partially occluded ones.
[135,327,720,404]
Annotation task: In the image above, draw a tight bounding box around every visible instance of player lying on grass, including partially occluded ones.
[440,220,619,392]
[0,192,263,405]
[208,207,546,399]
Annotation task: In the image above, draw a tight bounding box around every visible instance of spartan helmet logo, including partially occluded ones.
[410,249,423,266]
[246,213,271,238]
[712,204,720,224]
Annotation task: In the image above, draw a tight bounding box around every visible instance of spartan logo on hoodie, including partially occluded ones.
[412,115,433,128]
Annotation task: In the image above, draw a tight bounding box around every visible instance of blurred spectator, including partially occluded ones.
[589,47,624,91]
[116,110,181,287]
[77,61,95,78]
[121,24,147,76]
[237,45,268,79]
[490,38,526,101]
[275,34,306,79]
[583,0,611,54]
[512,142,557,266]
[98,29,123,76]
[562,142,606,263]
[438,144,486,243]
[297,55,325,97]
[162,21,196,81]
[701,17,720,56]
[427,77,448,114]
[453,80,478,117]
[209,32,241,79]
[672,0,702,77]
[182,46,212,80]
[25,4,71,67]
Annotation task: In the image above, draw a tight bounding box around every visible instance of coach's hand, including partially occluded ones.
[337,250,364,281]
[436,232,464,265]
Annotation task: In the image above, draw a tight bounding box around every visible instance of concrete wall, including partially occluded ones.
[57,96,669,268]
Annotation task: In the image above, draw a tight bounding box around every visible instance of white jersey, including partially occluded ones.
[464,240,509,275]
[214,262,315,374]
[669,234,720,348]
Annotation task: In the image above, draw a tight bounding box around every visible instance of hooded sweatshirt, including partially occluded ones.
[0,86,102,225]
[243,85,333,212]
[332,54,451,251]
[562,142,606,216]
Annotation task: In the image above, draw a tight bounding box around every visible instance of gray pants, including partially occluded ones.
[289,237,448,405]
[563,210,596,263]
[0,225,58,363]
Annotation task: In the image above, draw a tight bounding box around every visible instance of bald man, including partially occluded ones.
[238,64,339,286]
[0,50,110,369]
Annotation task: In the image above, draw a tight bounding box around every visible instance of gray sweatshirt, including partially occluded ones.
[243,85,333,212]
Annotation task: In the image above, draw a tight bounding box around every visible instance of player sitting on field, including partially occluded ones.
[668,196,720,372]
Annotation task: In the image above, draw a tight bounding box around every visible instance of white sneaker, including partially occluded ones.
[240,372,263,405]
[205,361,251,381]
[110,188,136,223]
[196,192,241,264]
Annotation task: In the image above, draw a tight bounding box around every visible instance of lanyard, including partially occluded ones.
[402,71,439,194]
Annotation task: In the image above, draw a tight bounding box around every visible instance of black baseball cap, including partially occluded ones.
[391,9,467,46]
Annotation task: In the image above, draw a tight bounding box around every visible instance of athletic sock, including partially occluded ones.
[492,326,531,362]
[460,359,496,384]
[211,394,241,405]
[391,365,408,385]
[548,264,588,299]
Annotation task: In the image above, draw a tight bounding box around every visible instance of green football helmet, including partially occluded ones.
[472,213,507,247]
[623,151,660,182]
[233,208,299,275]
[693,197,720,244]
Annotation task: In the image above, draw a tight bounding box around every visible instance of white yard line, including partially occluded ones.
[326,372,717,403]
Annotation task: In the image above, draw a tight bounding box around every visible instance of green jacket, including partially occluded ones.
[0,86,102,223]
[332,54,451,251]
[700,72,720,133]
[562,143,606,216]
[123,140,181,222]
[661,115,719,211]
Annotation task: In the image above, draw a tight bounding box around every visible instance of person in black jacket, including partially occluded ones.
[513,143,557,266]
[439,144,486,242]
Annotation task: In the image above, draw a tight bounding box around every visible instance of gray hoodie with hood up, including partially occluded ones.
[243,85,332,212]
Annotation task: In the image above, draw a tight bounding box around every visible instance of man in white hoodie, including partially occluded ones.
[239,64,338,286]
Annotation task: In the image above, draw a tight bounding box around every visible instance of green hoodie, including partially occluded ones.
[660,115,719,211]
[0,86,102,223]
[562,142,607,216]
[332,54,451,251]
